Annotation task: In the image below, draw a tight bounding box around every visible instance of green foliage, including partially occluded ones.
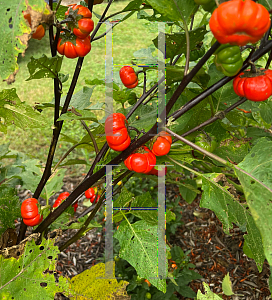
[197,282,222,299]
[114,219,169,293]
[0,88,47,134]
[146,0,197,23]
[201,172,265,271]
[222,273,234,296]
[69,262,130,300]
[153,27,207,61]
[0,0,50,82]
[0,237,70,299]
[0,186,21,236]
[236,139,272,268]
[26,55,63,81]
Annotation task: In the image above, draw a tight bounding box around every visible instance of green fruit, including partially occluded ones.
[145,292,152,299]
[114,256,120,262]
[195,133,218,153]
[214,43,243,77]
[202,0,216,12]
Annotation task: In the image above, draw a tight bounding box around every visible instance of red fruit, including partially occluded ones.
[124,146,156,174]
[85,187,95,199]
[209,0,271,46]
[23,12,46,40]
[105,113,131,151]
[233,69,272,101]
[65,4,94,39]
[21,198,43,227]
[57,32,91,59]
[151,131,172,156]
[119,66,138,89]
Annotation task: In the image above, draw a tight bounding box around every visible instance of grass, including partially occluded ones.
[0,1,157,174]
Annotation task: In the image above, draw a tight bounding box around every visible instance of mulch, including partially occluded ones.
[17,177,271,300]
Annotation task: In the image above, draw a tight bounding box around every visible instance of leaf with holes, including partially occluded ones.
[0,237,70,299]
[69,262,130,300]
[26,55,63,81]
[197,282,222,299]
[0,0,53,83]
[114,219,169,293]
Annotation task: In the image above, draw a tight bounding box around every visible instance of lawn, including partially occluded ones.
[0,1,157,173]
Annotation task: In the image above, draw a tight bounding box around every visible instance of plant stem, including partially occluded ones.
[71,107,99,154]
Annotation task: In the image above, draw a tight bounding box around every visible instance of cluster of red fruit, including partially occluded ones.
[85,187,100,204]
[56,4,94,59]
[209,0,272,102]
[105,113,171,175]
[20,187,102,227]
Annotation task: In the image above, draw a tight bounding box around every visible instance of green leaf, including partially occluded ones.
[259,100,272,124]
[53,3,68,20]
[0,186,21,236]
[235,138,272,268]
[69,262,130,300]
[208,64,240,105]
[201,173,265,271]
[57,110,98,123]
[213,140,251,165]
[60,159,88,167]
[178,179,198,204]
[68,218,101,230]
[26,55,63,81]
[146,0,197,23]
[58,86,96,110]
[0,143,10,159]
[0,88,47,133]
[114,219,169,293]
[197,282,222,300]
[16,156,42,192]
[40,169,66,201]
[132,46,158,66]
[222,273,233,296]
[58,73,69,84]
[0,0,51,83]
[0,237,70,299]
[153,27,207,61]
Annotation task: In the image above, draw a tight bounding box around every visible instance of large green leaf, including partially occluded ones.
[235,138,272,267]
[201,173,265,271]
[40,169,66,201]
[146,0,197,23]
[0,186,21,236]
[26,55,63,81]
[0,89,47,133]
[0,237,70,299]
[69,262,130,300]
[0,0,52,83]
[58,86,96,110]
[114,219,169,293]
